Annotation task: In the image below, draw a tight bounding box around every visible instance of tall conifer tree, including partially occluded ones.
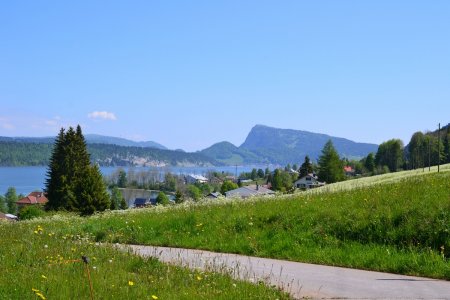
[46,126,110,214]
[317,140,345,183]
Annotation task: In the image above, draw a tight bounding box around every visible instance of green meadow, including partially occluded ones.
[1,165,449,299]
[73,165,450,279]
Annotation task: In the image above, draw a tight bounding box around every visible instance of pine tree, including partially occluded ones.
[299,155,313,178]
[5,187,18,214]
[110,186,124,210]
[444,131,450,163]
[317,140,345,183]
[0,195,6,213]
[45,126,110,215]
[364,153,375,173]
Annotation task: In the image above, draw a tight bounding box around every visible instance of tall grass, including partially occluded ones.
[66,168,450,279]
[0,220,290,299]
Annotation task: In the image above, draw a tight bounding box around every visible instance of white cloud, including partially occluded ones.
[88,111,117,121]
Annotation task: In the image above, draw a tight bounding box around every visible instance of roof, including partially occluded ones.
[134,198,148,205]
[225,185,275,198]
[0,212,18,221]
[207,192,222,198]
[186,174,208,181]
[344,166,354,172]
[16,192,48,205]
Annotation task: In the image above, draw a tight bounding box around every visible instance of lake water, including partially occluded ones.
[0,165,267,195]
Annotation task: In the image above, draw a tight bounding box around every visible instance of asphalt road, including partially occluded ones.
[126,245,450,299]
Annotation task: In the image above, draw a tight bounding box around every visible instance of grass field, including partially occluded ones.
[68,164,450,279]
[1,165,449,299]
[0,220,290,299]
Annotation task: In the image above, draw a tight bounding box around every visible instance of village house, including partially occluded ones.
[16,192,48,208]
[344,166,356,176]
[0,212,18,222]
[225,184,275,198]
[185,174,208,184]
[293,174,325,190]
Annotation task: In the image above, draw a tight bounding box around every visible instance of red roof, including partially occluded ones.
[16,192,48,205]
[344,166,354,172]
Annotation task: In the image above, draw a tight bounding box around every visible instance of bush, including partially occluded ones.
[18,205,45,220]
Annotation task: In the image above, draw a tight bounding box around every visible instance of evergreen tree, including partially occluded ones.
[5,187,18,214]
[119,196,128,210]
[110,186,124,210]
[257,168,265,179]
[364,153,375,173]
[443,131,450,163]
[175,189,184,204]
[317,140,345,183]
[45,126,110,215]
[299,155,313,178]
[0,195,6,213]
[117,169,128,188]
[271,169,293,192]
[156,191,170,205]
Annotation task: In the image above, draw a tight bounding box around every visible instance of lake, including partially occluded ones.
[0,165,268,195]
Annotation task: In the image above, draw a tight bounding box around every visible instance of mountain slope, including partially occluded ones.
[200,125,378,165]
[239,125,378,164]
[200,141,262,165]
[0,141,219,167]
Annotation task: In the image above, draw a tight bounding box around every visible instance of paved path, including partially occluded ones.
[125,245,450,299]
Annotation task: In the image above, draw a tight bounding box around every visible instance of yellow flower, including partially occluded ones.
[196,276,202,281]
[151,296,158,300]
[128,280,134,286]
[41,275,47,279]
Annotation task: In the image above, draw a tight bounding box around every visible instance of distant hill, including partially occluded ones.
[84,134,167,150]
[0,140,217,167]
[201,125,378,165]
[200,141,261,165]
[0,134,167,150]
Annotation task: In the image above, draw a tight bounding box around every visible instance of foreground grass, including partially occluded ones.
[0,221,289,299]
[68,167,450,280]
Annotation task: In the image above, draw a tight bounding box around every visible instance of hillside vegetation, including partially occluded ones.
[0,219,289,299]
[63,165,450,279]
[0,141,220,167]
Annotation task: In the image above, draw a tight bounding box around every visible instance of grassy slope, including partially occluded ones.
[0,221,289,299]
[74,165,450,279]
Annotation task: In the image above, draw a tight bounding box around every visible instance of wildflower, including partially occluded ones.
[151,295,158,299]
[44,245,48,248]
[196,276,202,281]
[128,280,134,286]
[41,275,47,279]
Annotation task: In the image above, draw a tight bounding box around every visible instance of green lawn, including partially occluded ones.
[70,166,450,279]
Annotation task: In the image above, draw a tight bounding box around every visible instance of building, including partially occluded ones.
[225,184,275,198]
[294,174,325,190]
[16,192,48,208]
[344,166,355,176]
[0,212,18,222]
[206,192,222,199]
[185,174,208,184]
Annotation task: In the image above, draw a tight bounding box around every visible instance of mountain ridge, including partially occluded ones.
[201,125,378,165]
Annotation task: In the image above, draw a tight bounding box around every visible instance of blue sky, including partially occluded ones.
[1,1,449,151]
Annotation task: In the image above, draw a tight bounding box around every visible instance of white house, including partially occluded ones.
[225,184,275,198]
[185,174,208,184]
[294,174,325,189]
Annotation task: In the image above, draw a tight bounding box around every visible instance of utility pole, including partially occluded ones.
[438,123,441,173]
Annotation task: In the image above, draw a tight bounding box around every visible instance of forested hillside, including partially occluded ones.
[0,142,219,167]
